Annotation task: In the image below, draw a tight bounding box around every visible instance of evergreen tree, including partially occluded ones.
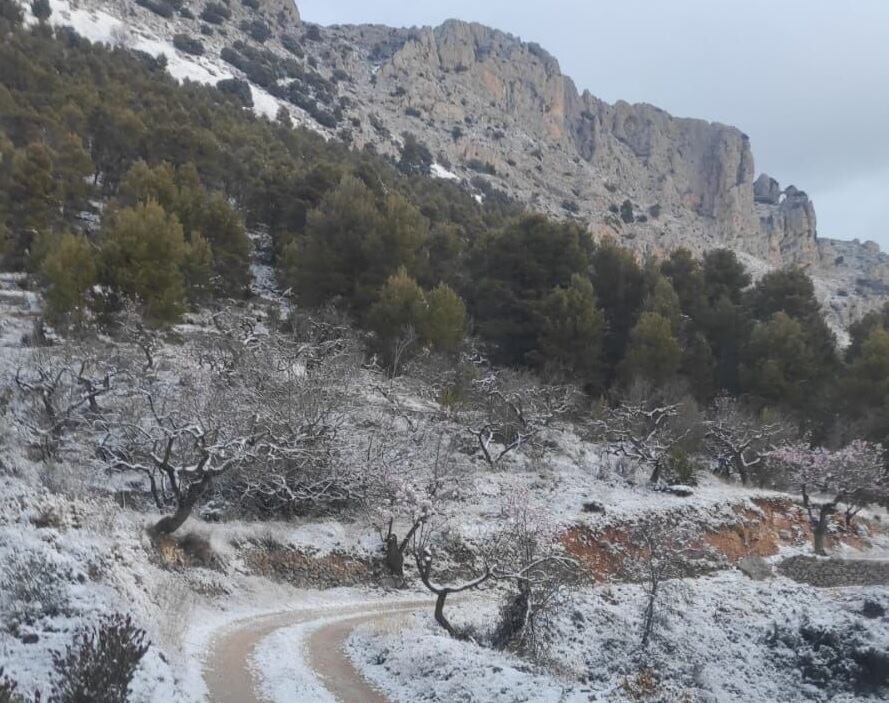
[398,132,433,176]
[590,238,646,376]
[472,214,594,365]
[423,284,466,353]
[620,311,681,386]
[661,247,705,314]
[182,231,214,299]
[846,303,889,361]
[367,268,427,368]
[740,312,818,413]
[361,192,429,297]
[30,0,51,22]
[536,274,606,389]
[8,143,59,234]
[41,232,96,323]
[100,201,187,325]
[200,192,249,295]
[642,270,682,332]
[286,174,383,307]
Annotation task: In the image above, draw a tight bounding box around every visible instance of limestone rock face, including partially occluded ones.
[69,0,889,329]
[756,181,820,265]
[754,173,781,204]
[355,19,765,261]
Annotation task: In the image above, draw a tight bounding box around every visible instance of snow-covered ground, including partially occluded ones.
[1,229,887,701]
[348,570,889,703]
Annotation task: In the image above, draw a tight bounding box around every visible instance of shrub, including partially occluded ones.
[466,158,496,175]
[200,2,230,24]
[172,34,204,56]
[666,447,698,485]
[280,34,304,57]
[0,550,71,627]
[134,0,174,19]
[30,0,51,21]
[0,667,38,703]
[241,0,259,8]
[216,77,253,107]
[305,25,321,41]
[620,198,634,224]
[767,618,889,695]
[50,614,149,703]
[179,7,194,19]
[240,19,271,43]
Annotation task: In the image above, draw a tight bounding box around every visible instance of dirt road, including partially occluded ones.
[202,599,429,703]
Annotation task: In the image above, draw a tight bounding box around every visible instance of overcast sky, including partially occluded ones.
[298,0,889,249]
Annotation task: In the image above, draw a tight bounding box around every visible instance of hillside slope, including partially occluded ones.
[42,0,889,330]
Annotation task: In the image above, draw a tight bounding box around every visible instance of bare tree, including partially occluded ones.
[100,382,260,537]
[14,352,115,458]
[375,436,457,579]
[413,501,578,645]
[705,396,788,485]
[414,522,493,639]
[468,370,578,469]
[606,401,691,484]
[487,491,580,655]
[624,522,696,650]
[768,440,888,555]
[118,302,158,372]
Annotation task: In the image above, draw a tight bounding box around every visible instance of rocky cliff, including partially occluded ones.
[44,0,889,328]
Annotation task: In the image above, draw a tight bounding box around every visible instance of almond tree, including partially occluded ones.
[606,401,690,484]
[768,440,888,555]
[468,370,577,469]
[487,491,580,655]
[15,352,115,458]
[101,385,261,536]
[705,396,788,485]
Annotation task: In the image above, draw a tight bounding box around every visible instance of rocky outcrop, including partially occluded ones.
[339,18,766,261]
[755,179,820,265]
[754,173,781,204]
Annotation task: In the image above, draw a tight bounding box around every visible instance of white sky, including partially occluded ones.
[298,0,889,248]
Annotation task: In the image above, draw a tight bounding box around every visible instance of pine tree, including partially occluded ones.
[423,283,466,353]
[288,174,383,307]
[100,201,186,325]
[740,312,817,412]
[591,238,646,375]
[620,312,681,386]
[536,274,606,389]
[41,232,96,324]
[199,193,249,295]
[368,268,427,368]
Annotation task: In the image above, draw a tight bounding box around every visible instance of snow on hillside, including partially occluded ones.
[25,0,312,125]
[348,571,889,703]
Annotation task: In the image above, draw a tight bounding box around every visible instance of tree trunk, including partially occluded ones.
[649,462,661,484]
[149,475,210,537]
[813,522,827,556]
[384,534,404,577]
[434,591,457,637]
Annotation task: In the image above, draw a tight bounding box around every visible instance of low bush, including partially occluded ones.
[767,618,889,695]
[50,614,149,703]
[200,2,230,25]
[134,0,174,19]
[172,34,204,56]
[216,77,253,107]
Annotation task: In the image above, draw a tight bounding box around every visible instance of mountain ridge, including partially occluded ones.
[40,0,889,329]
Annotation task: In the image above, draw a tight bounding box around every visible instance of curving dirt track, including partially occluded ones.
[202,600,429,703]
